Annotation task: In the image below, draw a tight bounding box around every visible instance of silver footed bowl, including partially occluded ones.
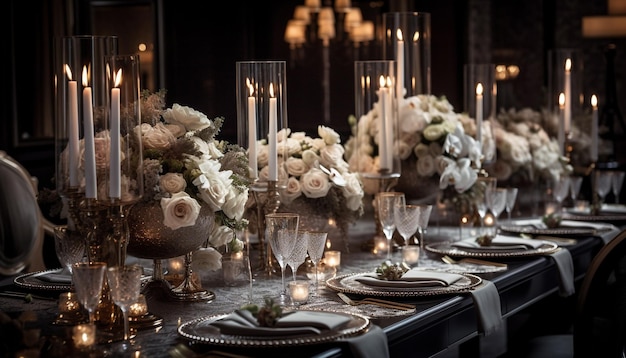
[127,201,214,259]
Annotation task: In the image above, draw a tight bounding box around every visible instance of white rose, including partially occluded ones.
[257,144,269,168]
[319,144,345,169]
[209,224,234,248]
[280,177,303,204]
[192,247,222,272]
[160,192,202,230]
[416,155,436,177]
[277,128,291,142]
[488,160,513,181]
[142,123,176,150]
[300,168,331,198]
[221,187,248,221]
[193,159,232,211]
[164,123,186,138]
[341,172,364,211]
[301,149,320,167]
[159,172,187,193]
[163,103,212,131]
[285,157,310,177]
[318,125,341,145]
[414,143,430,158]
[93,137,110,172]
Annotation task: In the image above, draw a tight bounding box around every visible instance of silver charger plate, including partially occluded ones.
[562,212,626,223]
[499,225,596,237]
[325,272,482,298]
[425,240,559,258]
[177,309,370,347]
[14,268,72,291]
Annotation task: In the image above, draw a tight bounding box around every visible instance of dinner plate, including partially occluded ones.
[499,225,596,237]
[562,211,626,223]
[177,310,369,347]
[425,240,559,258]
[325,272,482,298]
[14,268,73,291]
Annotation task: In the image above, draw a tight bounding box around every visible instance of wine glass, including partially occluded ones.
[415,204,433,249]
[552,176,570,210]
[377,192,405,259]
[611,171,625,204]
[489,188,507,232]
[505,187,519,222]
[106,264,143,343]
[72,262,106,324]
[265,213,299,305]
[304,230,327,296]
[54,225,86,275]
[285,230,309,282]
[596,170,613,205]
[569,176,583,205]
[394,204,420,247]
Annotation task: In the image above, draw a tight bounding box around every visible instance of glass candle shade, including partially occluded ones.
[382,12,431,98]
[102,55,143,204]
[402,246,420,266]
[324,250,341,269]
[129,294,148,317]
[288,280,310,304]
[72,323,96,349]
[464,63,497,166]
[54,35,118,199]
[58,292,81,313]
[235,61,289,188]
[354,60,401,179]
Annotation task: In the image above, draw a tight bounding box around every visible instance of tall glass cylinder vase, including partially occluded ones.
[464,63,497,167]
[382,12,431,99]
[235,61,288,276]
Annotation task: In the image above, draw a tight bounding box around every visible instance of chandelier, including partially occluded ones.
[284,0,376,123]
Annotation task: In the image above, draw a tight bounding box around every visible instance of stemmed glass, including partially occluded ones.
[106,265,143,342]
[304,231,327,296]
[54,226,86,275]
[611,171,625,204]
[377,192,405,259]
[569,176,583,205]
[489,188,508,233]
[596,170,613,206]
[415,204,433,249]
[72,262,106,324]
[265,213,299,305]
[552,176,570,211]
[285,230,309,282]
[505,187,518,223]
[394,204,421,247]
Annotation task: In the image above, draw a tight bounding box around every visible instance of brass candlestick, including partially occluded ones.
[251,180,281,277]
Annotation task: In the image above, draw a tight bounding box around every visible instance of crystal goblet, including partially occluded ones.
[377,192,405,259]
[54,225,85,275]
[303,230,327,296]
[106,264,143,342]
[72,262,106,324]
[265,213,299,305]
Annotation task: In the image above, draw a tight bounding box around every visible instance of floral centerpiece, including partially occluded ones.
[247,125,364,251]
[137,90,251,272]
[345,94,484,210]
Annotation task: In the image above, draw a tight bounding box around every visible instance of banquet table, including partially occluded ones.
[0,217,617,358]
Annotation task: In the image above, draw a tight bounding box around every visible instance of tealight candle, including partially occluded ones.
[289,280,310,304]
[374,236,388,256]
[575,200,589,212]
[324,250,341,268]
[72,323,96,349]
[402,246,420,266]
[58,292,80,313]
[545,201,559,216]
[129,294,148,317]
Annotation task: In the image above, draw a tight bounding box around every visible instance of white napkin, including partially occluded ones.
[560,220,616,232]
[342,324,390,358]
[469,280,503,336]
[513,218,620,244]
[355,269,464,288]
[452,236,546,252]
[601,203,626,214]
[35,271,72,284]
[210,310,351,336]
[550,248,575,297]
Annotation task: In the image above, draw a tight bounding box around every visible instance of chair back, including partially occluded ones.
[574,228,626,357]
[0,151,45,276]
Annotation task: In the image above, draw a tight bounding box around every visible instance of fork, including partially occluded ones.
[337,292,415,311]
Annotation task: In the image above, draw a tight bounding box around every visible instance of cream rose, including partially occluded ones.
[221,187,248,221]
[300,168,331,198]
[163,103,212,131]
[280,177,303,204]
[318,125,341,145]
[285,157,310,177]
[192,247,222,272]
[209,224,234,248]
[341,172,364,211]
[160,192,202,230]
[159,172,187,194]
[142,123,176,150]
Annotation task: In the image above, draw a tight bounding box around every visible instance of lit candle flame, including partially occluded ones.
[113,68,123,88]
[559,92,565,108]
[269,82,275,97]
[476,83,483,96]
[591,94,598,108]
[82,66,89,87]
[396,28,403,41]
[246,78,254,96]
[565,58,571,72]
[413,31,420,42]
[379,75,386,88]
[64,64,73,80]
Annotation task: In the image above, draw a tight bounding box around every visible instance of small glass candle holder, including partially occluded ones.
[402,246,420,266]
[55,292,84,325]
[544,201,559,216]
[324,250,341,269]
[288,280,310,305]
[129,294,148,318]
[373,235,388,256]
[72,323,96,349]
[575,200,589,212]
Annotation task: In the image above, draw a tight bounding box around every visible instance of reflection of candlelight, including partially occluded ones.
[129,294,148,317]
[58,292,80,313]
[73,323,96,348]
[374,236,387,255]
[289,280,309,304]
[325,250,341,268]
[402,246,420,266]
[169,257,184,274]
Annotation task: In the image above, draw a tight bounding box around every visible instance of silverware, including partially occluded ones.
[441,255,507,268]
[337,292,415,311]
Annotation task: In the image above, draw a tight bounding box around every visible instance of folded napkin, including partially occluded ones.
[601,203,626,214]
[211,310,351,336]
[469,280,503,336]
[355,269,464,289]
[550,248,575,297]
[452,236,546,252]
[560,220,616,232]
[341,324,390,358]
[35,271,72,284]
